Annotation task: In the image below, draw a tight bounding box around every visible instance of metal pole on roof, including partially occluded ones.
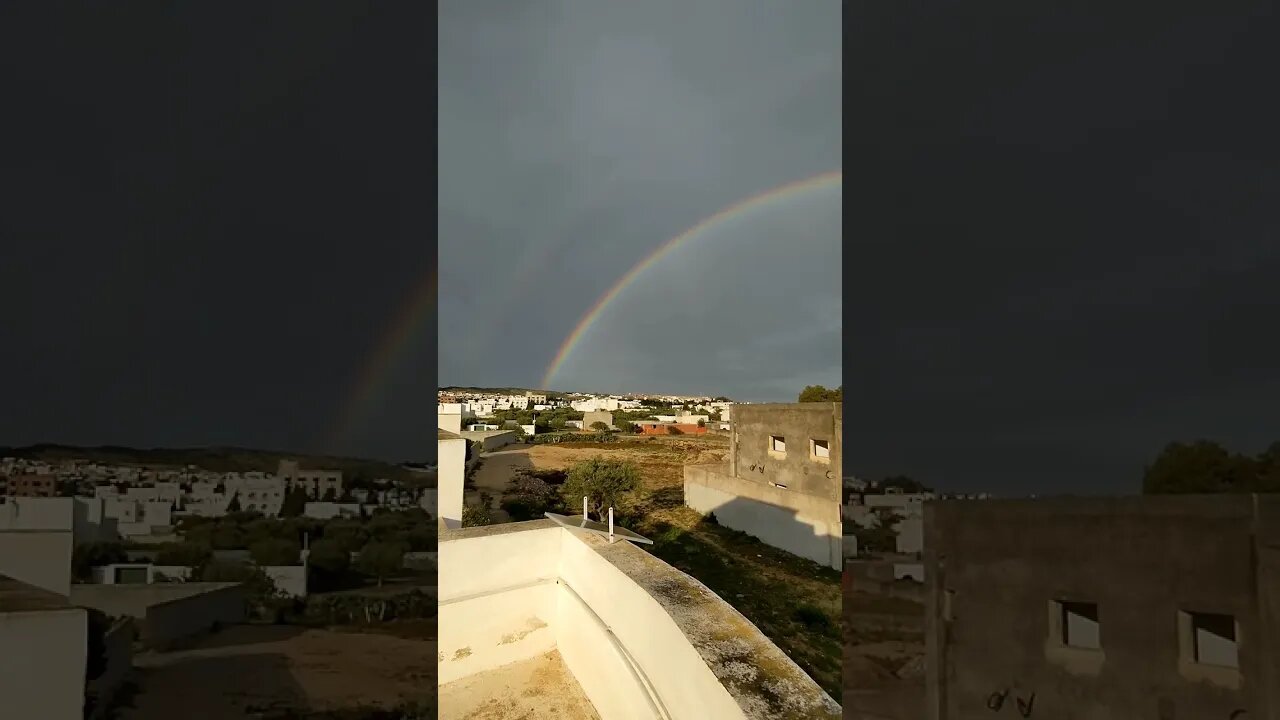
[583,495,588,520]
[608,506,615,543]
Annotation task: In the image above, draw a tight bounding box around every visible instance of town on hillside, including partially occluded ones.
[1,450,440,719]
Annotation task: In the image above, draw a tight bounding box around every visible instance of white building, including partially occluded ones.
[0,575,88,720]
[437,428,466,529]
[0,497,75,596]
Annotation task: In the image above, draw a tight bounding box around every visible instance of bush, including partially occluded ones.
[792,603,834,635]
[72,542,129,582]
[666,425,683,435]
[462,504,493,527]
[154,541,213,570]
[250,537,302,566]
[500,472,565,521]
[562,456,641,522]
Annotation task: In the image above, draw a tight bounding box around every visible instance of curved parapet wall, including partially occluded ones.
[438,520,840,720]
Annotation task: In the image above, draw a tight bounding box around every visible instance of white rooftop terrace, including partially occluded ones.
[438,519,840,720]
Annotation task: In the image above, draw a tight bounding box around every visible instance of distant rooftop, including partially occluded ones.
[0,574,74,613]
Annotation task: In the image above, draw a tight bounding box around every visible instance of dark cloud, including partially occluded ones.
[0,5,434,461]
[438,0,842,400]
[849,1,1280,493]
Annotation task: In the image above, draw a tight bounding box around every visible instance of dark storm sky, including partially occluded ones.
[0,5,434,462]
[849,2,1280,494]
[438,1,842,399]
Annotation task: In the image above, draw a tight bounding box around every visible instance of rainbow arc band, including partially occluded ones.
[540,170,842,389]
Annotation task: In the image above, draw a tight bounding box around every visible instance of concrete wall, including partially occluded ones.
[582,411,614,430]
[685,463,842,570]
[264,564,307,598]
[0,607,87,720]
[143,583,246,650]
[438,411,463,434]
[439,521,840,719]
[925,495,1280,720]
[459,429,518,452]
[729,402,842,502]
[438,524,561,684]
[438,434,466,529]
[70,582,246,650]
[0,530,73,596]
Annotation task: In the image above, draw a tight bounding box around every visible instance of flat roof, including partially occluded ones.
[438,428,463,440]
[0,574,73,613]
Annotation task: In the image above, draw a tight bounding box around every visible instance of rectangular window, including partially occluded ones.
[769,435,786,454]
[1057,600,1101,649]
[1185,611,1239,668]
[811,438,830,461]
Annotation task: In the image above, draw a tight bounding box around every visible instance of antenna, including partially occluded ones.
[583,495,588,520]
[544,510,652,546]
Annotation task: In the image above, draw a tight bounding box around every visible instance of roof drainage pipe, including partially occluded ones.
[557,577,673,720]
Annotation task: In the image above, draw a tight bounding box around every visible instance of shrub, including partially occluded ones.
[250,537,302,566]
[500,472,565,521]
[562,456,641,522]
[462,504,493,527]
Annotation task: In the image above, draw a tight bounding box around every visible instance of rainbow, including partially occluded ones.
[330,268,437,451]
[540,170,841,389]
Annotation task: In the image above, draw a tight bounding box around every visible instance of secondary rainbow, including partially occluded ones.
[540,170,842,389]
[330,268,438,450]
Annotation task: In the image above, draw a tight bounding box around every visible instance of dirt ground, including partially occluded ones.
[120,625,437,719]
[843,590,926,719]
[467,436,728,522]
[438,651,600,720]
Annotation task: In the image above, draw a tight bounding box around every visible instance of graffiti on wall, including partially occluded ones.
[986,688,1035,717]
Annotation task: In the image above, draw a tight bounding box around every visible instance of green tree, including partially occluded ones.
[155,541,213,569]
[280,488,308,518]
[877,475,930,494]
[356,541,407,587]
[322,487,338,502]
[562,456,641,522]
[853,508,902,554]
[1142,440,1252,494]
[321,519,369,553]
[799,385,843,403]
[307,537,350,575]
[249,537,301,566]
[590,421,610,432]
[71,542,130,582]
[697,419,706,428]
[666,425,683,435]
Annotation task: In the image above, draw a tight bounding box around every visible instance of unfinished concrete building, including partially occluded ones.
[684,402,842,570]
[924,495,1280,720]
